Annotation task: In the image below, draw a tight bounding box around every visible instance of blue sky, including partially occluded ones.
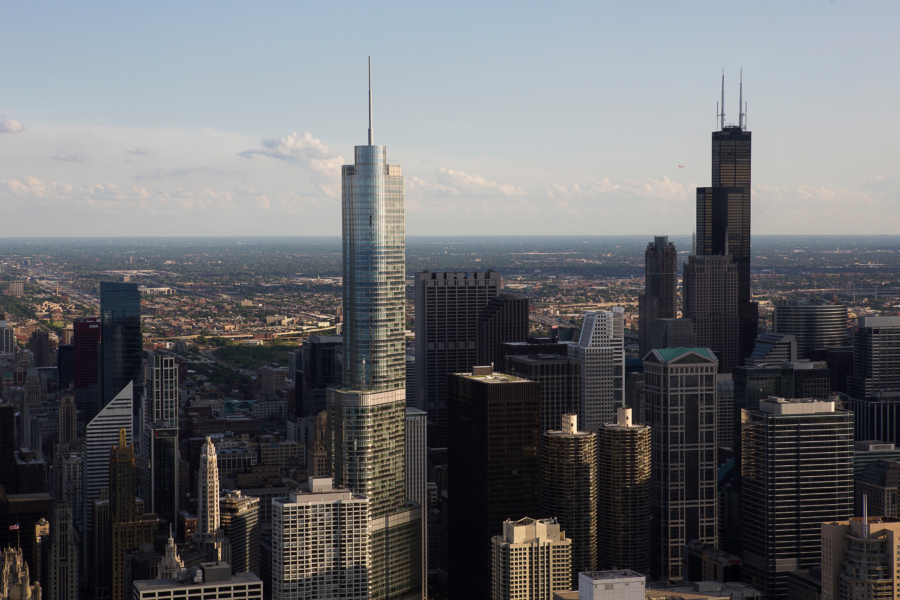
[1,1,899,236]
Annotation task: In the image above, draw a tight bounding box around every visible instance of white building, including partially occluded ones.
[577,570,645,600]
[569,309,625,430]
[81,382,132,579]
[195,437,226,560]
[491,517,572,600]
[133,562,262,600]
[272,477,370,600]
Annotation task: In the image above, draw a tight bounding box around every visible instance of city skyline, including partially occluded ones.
[2,3,900,237]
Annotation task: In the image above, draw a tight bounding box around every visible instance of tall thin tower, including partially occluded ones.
[325,58,423,600]
[196,437,225,560]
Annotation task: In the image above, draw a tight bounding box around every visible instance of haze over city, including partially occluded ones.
[2,1,899,236]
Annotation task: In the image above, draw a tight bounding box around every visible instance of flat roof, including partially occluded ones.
[134,571,262,591]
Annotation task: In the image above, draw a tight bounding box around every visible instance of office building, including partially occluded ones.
[144,352,178,429]
[569,309,625,430]
[811,345,853,395]
[744,333,797,366]
[741,398,853,600]
[854,440,900,478]
[772,301,848,360]
[639,236,678,358]
[56,344,74,390]
[406,407,428,596]
[297,335,342,418]
[45,502,77,600]
[850,391,900,446]
[644,348,719,580]
[648,318,696,353]
[14,448,47,494]
[596,408,651,575]
[576,570,646,600]
[625,372,646,424]
[849,316,900,399]
[133,564,263,600]
[0,320,16,353]
[491,517,571,600]
[146,423,179,529]
[272,478,370,600]
[326,73,423,600]
[110,428,161,600]
[27,331,52,369]
[541,414,596,585]
[405,355,416,408]
[52,448,82,526]
[99,281,142,408]
[508,354,582,434]
[415,269,502,446]
[497,334,571,370]
[220,490,260,576]
[682,540,743,584]
[58,391,76,446]
[195,436,226,560]
[142,352,179,525]
[476,294,529,368]
[0,403,16,493]
[856,459,900,518]
[821,516,900,600]
[448,366,541,599]
[716,378,735,449]
[695,101,757,361]
[260,364,287,396]
[7,280,24,296]
[82,382,133,580]
[74,316,101,389]
[682,254,740,373]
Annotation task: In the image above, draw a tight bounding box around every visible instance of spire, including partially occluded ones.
[720,69,725,131]
[739,68,743,129]
[368,56,373,145]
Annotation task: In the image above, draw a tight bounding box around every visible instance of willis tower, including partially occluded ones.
[695,71,757,362]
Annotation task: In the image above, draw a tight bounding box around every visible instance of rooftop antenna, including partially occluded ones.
[739,68,744,129]
[720,69,725,131]
[368,57,373,145]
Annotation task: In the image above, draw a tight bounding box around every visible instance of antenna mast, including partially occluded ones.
[720,69,725,131]
[739,68,745,130]
[368,57,373,145]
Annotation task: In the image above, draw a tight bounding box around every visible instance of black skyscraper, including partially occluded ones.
[639,236,678,358]
[100,282,142,408]
[297,335,343,417]
[695,74,758,361]
[476,294,529,368]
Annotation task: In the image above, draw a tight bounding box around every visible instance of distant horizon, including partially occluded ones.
[1,234,900,241]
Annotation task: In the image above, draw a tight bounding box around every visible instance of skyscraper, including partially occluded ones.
[100,282,142,409]
[447,366,541,599]
[47,502,78,600]
[27,330,52,368]
[639,236,678,358]
[694,75,757,362]
[297,335,342,417]
[58,391,76,446]
[541,414,596,586]
[56,343,75,390]
[644,348,719,580]
[848,316,900,399]
[406,407,428,598]
[220,490,260,576]
[682,254,740,372]
[82,382,132,582]
[773,301,848,360]
[74,316,101,389]
[0,320,15,353]
[476,294,529,369]
[741,397,853,600]
[490,517,572,600]
[142,352,179,526]
[508,354,582,434]
[595,408,651,575]
[325,60,422,600]
[195,436,226,560]
[415,269,502,446]
[569,308,625,430]
[821,516,900,600]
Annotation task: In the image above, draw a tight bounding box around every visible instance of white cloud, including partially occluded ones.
[435,167,526,197]
[0,115,25,134]
[239,132,343,178]
[51,150,86,162]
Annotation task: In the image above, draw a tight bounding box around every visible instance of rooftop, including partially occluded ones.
[652,347,717,363]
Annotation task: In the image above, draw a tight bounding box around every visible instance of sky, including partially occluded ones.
[1,1,899,237]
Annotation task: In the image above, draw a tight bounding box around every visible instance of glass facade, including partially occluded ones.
[341,145,406,393]
[100,282,142,407]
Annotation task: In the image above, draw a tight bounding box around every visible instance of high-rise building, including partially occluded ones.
[99,282,142,409]
[8,280,24,296]
[56,344,74,390]
[74,316,101,389]
[27,330,52,368]
[496,334,571,370]
[447,366,541,599]
[476,294,529,369]
[490,517,572,600]
[260,364,287,396]
[716,378,735,449]
[848,316,900,399]
[773,302,848,360]
[744,333,797,366]
[0,402,15,493]
[541,414,596,585]
[682,254,740,372]
[821,516,900,600]
[272,478,370,600]
[46,502,78,600]
[648,318,696,353]
[158,528,184,579]
[695,90,757,361]
[639,236,678,358]
[325,67,422,600]
[415,269,502,446]
[220,490,260,576]
[144,352,177,429]
[856,459,900,518]
[146,424,179,529]
[297,335,342,418]
[569,309,625,430]
[82,382,132,581]
[508,354,582,434]
[134,564,263,600]
[854,440,900,478]
[595,407,652,575]
[58,391,76,446]
[644,348,719,580]
[195,436,226,560]
[142,352,179,525]
[0,320,16,353]
[405,355,416,408]
[406,407,428,597]
[52,448,82,527]
[741,397,853,600]
[850,391,900,445]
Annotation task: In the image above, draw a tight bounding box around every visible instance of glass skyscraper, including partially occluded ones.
[325,60,423,600]
[100,282,142,408]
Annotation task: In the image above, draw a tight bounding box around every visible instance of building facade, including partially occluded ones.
[99,282,142,408]
[569,309,625,430]
[849,316,900,399]
[476,294,529,369]
[821,516,900,600]
[508,354,582,434]
[644,348,719,580]
[220,490,260,576]
[490,517,572,600]
[773,302,848,360]
[639,236,678,358]
[682,254,740,373]
[741,398,853,600]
